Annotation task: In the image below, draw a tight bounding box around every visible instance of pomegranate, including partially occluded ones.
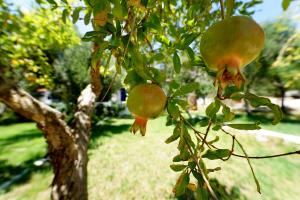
[200,16,265,90]
[127,83,167,136]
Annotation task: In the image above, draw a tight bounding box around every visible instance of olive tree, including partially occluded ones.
[1,0,299,200]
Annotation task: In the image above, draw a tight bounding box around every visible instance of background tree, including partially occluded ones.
[244,18,299,113]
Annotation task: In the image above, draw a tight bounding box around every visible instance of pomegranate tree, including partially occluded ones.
[127,83,167,136]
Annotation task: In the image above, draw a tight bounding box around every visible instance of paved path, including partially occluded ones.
[224,127,300,145]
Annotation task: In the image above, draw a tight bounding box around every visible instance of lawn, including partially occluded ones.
[233,114,300,136]
[0,117,300,200]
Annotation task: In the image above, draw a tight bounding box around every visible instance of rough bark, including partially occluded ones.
[0,64,101,199]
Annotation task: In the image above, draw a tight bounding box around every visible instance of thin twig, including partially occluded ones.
[223,135,235,161]
[103,52,112,76]
[100,72,117,102]
[235,138,261,193]
[219,0,225,20]
[200,120,212,149]
[220,128,300,159]
[183,136,218,200]
[232,150,300,159]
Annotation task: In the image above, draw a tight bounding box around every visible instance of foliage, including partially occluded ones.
[244,18,300,96]
[0,2,80,88]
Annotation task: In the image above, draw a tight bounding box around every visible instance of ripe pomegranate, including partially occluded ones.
[94,11,108,27]
[127,83,167,136]
[200,16,265,90]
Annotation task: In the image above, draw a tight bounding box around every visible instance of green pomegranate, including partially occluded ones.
[127,83,167,136]
[200,16,265,90]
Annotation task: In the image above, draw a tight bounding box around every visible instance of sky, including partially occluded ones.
[9,0,300,34]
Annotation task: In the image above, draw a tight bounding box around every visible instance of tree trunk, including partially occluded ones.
[49,136,88,200]
[0,66,101,199]
[280,87,287,113]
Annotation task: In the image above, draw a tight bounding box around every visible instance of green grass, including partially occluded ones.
[0,118,300,200]
[0,123,52,199]
[233,114,300,136]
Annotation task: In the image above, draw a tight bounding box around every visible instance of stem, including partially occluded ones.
[223,135,235,161]
[100,72,117,102]
[200,120,212,149]
[232,151,300,159]
[235,138,261,193]
[220,128,300,159]
[183,136,218,200]
[103,52,112,76]
[219,0,225,20]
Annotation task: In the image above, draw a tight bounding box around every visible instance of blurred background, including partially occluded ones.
[1,0,300,199]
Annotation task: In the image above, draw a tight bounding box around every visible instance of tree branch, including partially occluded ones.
[0,86,74,149]
[73,46,103,146]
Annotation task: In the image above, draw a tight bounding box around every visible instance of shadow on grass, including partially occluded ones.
[0,129,42,148]
[177,179,246,200]
[89,118,131,149]
[0,157,51,193]
[0,127,49,193]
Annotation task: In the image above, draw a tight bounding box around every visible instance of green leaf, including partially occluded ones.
[198,117,209,127]
[226,123,261,130]
[170,164,187,172]
[148,13,161,30]
[207,167,221,173]
[84,10,92,25]
[72,7,82,24]
[155,35,171,46]
[124,70,146,87]
[82,30,107,41]
[244,92,283,124]
[186,47,195,61]
[174,171,190,197]
[212,124,221,131]
[202,149,231,160]
[208,136,219,145]
[170,80,180,89]
[181,123,195,148]
[173,155,182,162]
[235,139,261,193]
[196,187,209,199]
[165,124,180,144]
[167,101,180,119]
[205,99,220,118]
[231,92,283,125]
[230,92,244,100]
[62,8,69,24]
[173,51,181,74]
[148,67,166,84]
[222,104,235,122]
[140,0,148,7]
[282,0,291,10]
[46,0,57,6]
[173,83,199,96]
[179,33,199,49]
[174,99,188,110]
[112,0,124,19]
[188,161,196,169]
